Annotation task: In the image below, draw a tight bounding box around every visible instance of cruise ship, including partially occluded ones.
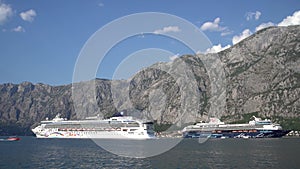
[32,112,155,139]
[182,116,290,138]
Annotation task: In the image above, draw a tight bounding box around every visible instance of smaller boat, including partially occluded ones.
[0,136,21,142]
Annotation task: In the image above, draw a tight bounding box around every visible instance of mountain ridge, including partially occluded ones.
[0,25,300,135]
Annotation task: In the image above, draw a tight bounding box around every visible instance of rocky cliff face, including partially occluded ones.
[220,26,300,122]
[0,26,299,135]
[0,82,74,135]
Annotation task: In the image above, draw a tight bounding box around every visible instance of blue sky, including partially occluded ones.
[0,0,299,85]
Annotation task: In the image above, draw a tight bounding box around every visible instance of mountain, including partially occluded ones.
[219,26,300,125]
[1,25,300,135]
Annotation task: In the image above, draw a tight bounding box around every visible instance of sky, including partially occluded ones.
[0,0,300,85]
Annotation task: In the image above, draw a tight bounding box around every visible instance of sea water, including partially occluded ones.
[0,137,299,169]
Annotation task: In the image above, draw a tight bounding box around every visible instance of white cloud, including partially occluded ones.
[278,10,300,26]
[200,17,226,31]
[196,51,202,55]
[12,26,25,32]
[221,30,233,36]
[153,26,181,34]
[20,9,36,22]
[232,29,252,45]
[246,11,261,21]
[254,10,300,33]
[169,54,180,61]
[253,10,300,33]
[98,3,104,7]
[255,22,275,32]
[0,2,13,25]
[205,44,231,54]
[200,17,231,36]
[255,11,261,20]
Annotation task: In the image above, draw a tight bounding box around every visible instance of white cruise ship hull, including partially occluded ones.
[34,130,155,140]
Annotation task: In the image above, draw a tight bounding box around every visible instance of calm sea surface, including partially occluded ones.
[0,137,300,169]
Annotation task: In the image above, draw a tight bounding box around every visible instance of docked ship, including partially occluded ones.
[182,116,291,138]
[32,112,155,139]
